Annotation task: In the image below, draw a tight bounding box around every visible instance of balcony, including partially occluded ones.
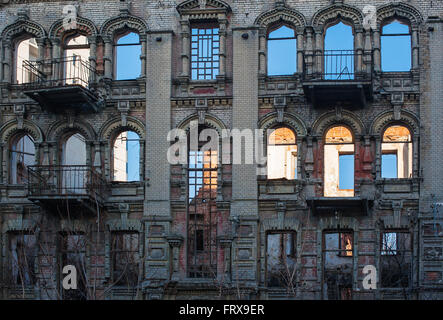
[21,56,103,113]
[307,197,373,216]
[27,165,108,215]
[302,50,373,108]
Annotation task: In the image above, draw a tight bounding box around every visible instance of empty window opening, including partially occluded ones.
[323,231,353,300]
[15,37,38,84]
[61,133,87,194]
[187,128,218,278]
[381,125,412,179]
[267,25,297,76]
[10,134,35,184]
[191,24,219,80]
[115,32,141,80]
[267,127,297,180]
[112,131,140,182]
[8,233,37,287]
[64,35,90,85]
[324,22,354,80]
[59,233,87,300]
[381,231,412,288]
[381,21,411,72]
[111,232,140,287]
[266,232,296,288]
[324,126,354,197]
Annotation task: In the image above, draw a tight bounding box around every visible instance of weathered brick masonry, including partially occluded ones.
[0,0,442,299]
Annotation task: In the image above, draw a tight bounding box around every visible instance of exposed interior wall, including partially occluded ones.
[10,135,35,184]
[267,127,297,179]
[324,144,354,197]
[382,142,412,178]
[113,131,128,181]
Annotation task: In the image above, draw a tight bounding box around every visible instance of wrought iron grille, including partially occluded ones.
[321,50,355,80]
[21,56,96,88]
[187,149,218,278]
[27,165,106,200]
[191,25,220,80]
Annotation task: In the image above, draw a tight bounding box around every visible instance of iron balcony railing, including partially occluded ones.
[303,50,372,81]
[27,165,107,201]
[21,56,96,89]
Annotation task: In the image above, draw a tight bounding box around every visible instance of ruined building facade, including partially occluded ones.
[0,0,442,300]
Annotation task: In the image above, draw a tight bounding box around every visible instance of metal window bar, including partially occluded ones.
[21,56,96,88]
[191,27,220,80]
[187,149,218,278]
[322,50,355,80]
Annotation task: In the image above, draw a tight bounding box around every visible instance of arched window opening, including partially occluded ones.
[112,131,140,182]
[267,127,297,180]
[10,134,35,184]
[381,125,412,179]
[187,126,218,278]
[15,37,38,84]
[8,232,37,287]
[267,25,297,76]
[324,126,354,197]
[61,133,87,194]
[115,32,141,80]
[266,231,296,287]
[324,22,354,80]
[381,21,411,72]
[64,35,90,85]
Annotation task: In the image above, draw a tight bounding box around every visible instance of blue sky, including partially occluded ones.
[126,131,140,181]
[116,32,141,80]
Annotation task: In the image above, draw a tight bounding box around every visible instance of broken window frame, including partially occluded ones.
[265,231,297,288]
[187,126,219,278]
[380,230,412,289]
[323,125,355,197]
[190,22,220,80]
[266,24,297,76]
[381,125,412,179]
[111,130,141,182]
[266,126,298,180]
[9,133,35,184]
[110,231,140,287]
[381,20,412,72]
[113,31,142,80]
[7,231,37,287]
[322,230,354,300]
[58,232,88,300]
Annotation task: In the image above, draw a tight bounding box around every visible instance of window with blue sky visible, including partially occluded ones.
[381,21,411,72]
[115,32,141,80]
[324,22,354,80]
[267,25,297,76]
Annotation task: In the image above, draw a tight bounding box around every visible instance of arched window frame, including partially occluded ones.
[111,129,141,182]
[380,124,413,179]
[8,133,35,184]
[113,31,142,80]
[380,18,412,72]
[266,126,298,180]
[266,24,297,76]
[323,125,355,197]
[13,35,39,84]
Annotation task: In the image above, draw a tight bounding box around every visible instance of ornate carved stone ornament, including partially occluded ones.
[100,12,147,37]
[312,110,365,138]
[1,15,46,43]
[46,118,96,141]
[376,2,423,27]
[49,15,98,39]
[259,111,307,138]
[99,115,145,141]
[254,2,306,28]
[176,0,231,18]
[370,109,419,137]
[0,118,43,143]
[311,2,363,27]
